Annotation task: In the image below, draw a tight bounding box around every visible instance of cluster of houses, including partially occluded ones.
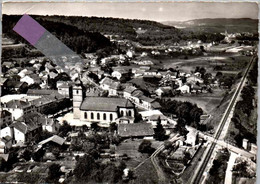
[0,89,70,151]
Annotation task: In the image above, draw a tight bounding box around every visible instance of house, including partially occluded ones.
[0,78,8,96]
[99,77,121,96]
[78,97,135,127]
[147,114,168,127]
[20,76,35,85]
[22,112,60,133]
[2,62,14,69]
[138,96,161,110]
[187,76,204,84]
[2,100,34,120]
[0,109,12,127]
[42,118,60,133]
[185,126,198,146]
[12,120,42,144]
[6,81,28,93]
[139,110,168,126]
[112,69,129,80]
[144,69,161,77]
[0,136,13,153]
[38,135,65,147]
[18,69,33,78]
[57,82,72,98]
[155,87,172,97]
[177,84,190,94]
[123,85,138,99]
[118,123,154,139]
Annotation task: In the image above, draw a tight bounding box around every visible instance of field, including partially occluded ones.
[162,51,251,76]
[130,159,159,184]
[172,93,224,114]
[115,139,161,168]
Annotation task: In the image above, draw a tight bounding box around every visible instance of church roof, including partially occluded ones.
[80,97,134,112]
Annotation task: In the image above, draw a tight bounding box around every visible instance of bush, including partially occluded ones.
[138,140,155,154]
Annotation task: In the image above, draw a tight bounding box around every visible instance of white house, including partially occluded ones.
[12,122,27,144]
[3,100,35,120]
[185,126,198,146]
[20,75,35,85]
[42,119,60,133]
[99,77,121,96]
[139,110,168,127]
[177,84,190,94]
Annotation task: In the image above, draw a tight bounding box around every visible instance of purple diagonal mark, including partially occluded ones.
[13,14,46,46]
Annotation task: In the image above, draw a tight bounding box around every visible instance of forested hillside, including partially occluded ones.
[2,15,115,54]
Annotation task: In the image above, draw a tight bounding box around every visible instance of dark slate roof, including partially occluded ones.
[12,122,27,134]
[6,81,26,88]
[27,89,58,96]
[5,100,31,109]
[151,101,162,109]
[80,97,134,112]
[118,123,154,137]
[139,96,155,103]
[123,86,137,94]
[0,110,11,118]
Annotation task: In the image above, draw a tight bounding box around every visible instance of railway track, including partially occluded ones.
[192,54,256,184]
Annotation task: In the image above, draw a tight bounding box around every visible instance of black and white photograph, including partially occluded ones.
[0,1,259,184]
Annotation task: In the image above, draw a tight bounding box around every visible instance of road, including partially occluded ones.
[199,133,256,158]
[191,54,256,184]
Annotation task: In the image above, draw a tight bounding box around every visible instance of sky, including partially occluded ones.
[2,2,259,22]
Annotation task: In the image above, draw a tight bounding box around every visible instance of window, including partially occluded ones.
[91,112,94,119]
[129,110,132,117]
[76,90,79,94]
[84,112,87,119]
[110,114,113,121]
[97,113,100,120]
[120,110,124,116]
[103,113,106,120]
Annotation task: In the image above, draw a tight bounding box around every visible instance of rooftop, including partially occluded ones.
[118,123,154,137]
[38,135,65,146]
[80,97,134,112]
[4,100,31,109]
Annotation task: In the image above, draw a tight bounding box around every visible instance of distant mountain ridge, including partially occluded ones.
[162,18,258,33]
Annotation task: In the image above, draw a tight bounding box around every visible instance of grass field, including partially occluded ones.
[130,159,159,184]
[115,139,161,168]
[161,52,250,76]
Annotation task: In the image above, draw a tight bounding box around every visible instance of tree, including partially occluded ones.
[154,117,167,141]
[58,121,72,137]
[174,118,188,136]
[47,163,61,183]
[109,122,117,133]
[138,140,155,154]
[215,72,223,79]
[74,154,98,181]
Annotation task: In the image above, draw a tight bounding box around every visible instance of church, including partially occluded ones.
[73,85,136,127]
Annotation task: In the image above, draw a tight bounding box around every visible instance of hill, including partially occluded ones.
[162,18,258,33]
[32,15,182,46]
[2,15,114,55]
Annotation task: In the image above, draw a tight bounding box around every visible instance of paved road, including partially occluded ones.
[191,54,256,184]
[199,133,256,158]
